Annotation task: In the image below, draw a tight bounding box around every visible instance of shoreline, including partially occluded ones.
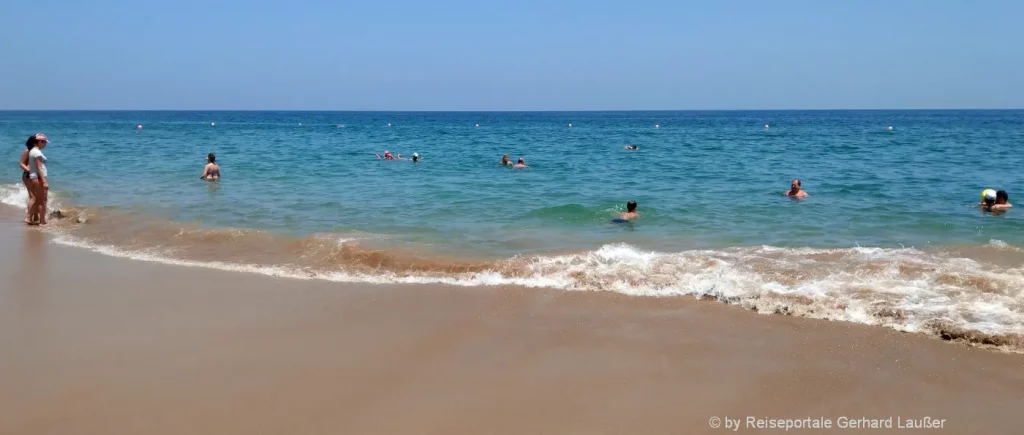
[3,200,1024,353]
[2,216,1023,434]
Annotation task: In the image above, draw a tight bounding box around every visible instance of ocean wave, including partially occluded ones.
[46,228,1024,352]
[0,183,28,207]
[0,182,61,210]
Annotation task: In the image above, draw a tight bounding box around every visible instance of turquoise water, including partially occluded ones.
[4,110,1024,348]
[3,110,1023,256]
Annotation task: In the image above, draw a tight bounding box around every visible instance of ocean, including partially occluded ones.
[3,110,1023,349]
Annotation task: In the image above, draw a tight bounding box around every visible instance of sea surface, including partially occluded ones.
[3,110,1024,350]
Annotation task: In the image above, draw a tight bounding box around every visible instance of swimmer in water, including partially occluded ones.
[980,189,1012,211]
[383,151,394,160]
[624,145,638,150]
[513,157,528,168]
[200,153,220,181]
[994,190,1012,210]
[785,179,808,198]
[412,152,420,163]
[500,154,513,166]
[619,201,640,220]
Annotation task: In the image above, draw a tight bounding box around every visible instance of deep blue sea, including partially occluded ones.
[3,110,1023,348]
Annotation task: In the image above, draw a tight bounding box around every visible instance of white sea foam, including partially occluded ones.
[0,183,61,210]
[0,183,28,207]
[49,234,1024,348]
[987,239,1024,252]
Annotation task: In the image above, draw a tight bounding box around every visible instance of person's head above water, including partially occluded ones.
[412,152,419,162]
[791,179,801,190]
[517,157,524,164]
[207,153,216,164]
[626,200,637,212]
[996,190,1009,204]
[982,189,997,206]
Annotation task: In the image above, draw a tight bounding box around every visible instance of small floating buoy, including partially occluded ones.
[387,123,392,127]
[764,124,770,129]
[568,123,573,128]
[136,125,143,130]
[888,126,894,131]
[655,124,659,129]
[475,124,479,128]
[211,122,216,127]
[298,123,302,126]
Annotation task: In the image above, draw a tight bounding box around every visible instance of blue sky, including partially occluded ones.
[2,0,1021,110]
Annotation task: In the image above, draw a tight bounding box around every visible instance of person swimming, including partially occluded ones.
[383,151,395,160]
[994,190,1012,210]
[412,152,420,163]
[620,201,639,220]
[500,154,513,166]
[200,153,220,181]
[980,189,1012,211]
[513,157,528,168]
[611,201,640,223]
[624,145,638,150]
[785,179,808,198]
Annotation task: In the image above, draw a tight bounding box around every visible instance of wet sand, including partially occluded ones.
[1,218,1022,434]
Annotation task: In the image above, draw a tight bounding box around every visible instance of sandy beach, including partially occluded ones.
[1,216,1022,434]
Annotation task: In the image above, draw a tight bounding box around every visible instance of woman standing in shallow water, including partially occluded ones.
[200,153,220,181]
[18,135,39,224]
[25,133,50,225]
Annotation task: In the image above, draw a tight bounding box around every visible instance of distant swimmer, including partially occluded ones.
[513,158,528,168]
[785,179,808,198]
[624,145,638,150]
[412,152,420,162]
[200,153,220,181]
[980,189,1012,211]
[614,201,640,222]
[500,154,513,166]
[383,150,395,160]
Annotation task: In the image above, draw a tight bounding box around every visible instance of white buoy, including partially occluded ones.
[568,123,573,128]
[655,124,659,129]
[211,122,215,127]
[136,125,143,130]
[475,124,479,128]
[888,126,894,131]
[764,124,770,129]
[388,123,392,127]
[298,123,302,126]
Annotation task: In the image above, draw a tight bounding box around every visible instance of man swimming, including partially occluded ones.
[624,145,638,150]
[981,189,1012,211]
[513,158,528,168]
[619,201,640,220]
[994,190,1012,210]
[785,179,808,198]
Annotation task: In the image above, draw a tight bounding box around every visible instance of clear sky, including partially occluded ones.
[2,0,1021,110]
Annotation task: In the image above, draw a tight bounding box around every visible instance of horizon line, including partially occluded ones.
[1,108,1022,113]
